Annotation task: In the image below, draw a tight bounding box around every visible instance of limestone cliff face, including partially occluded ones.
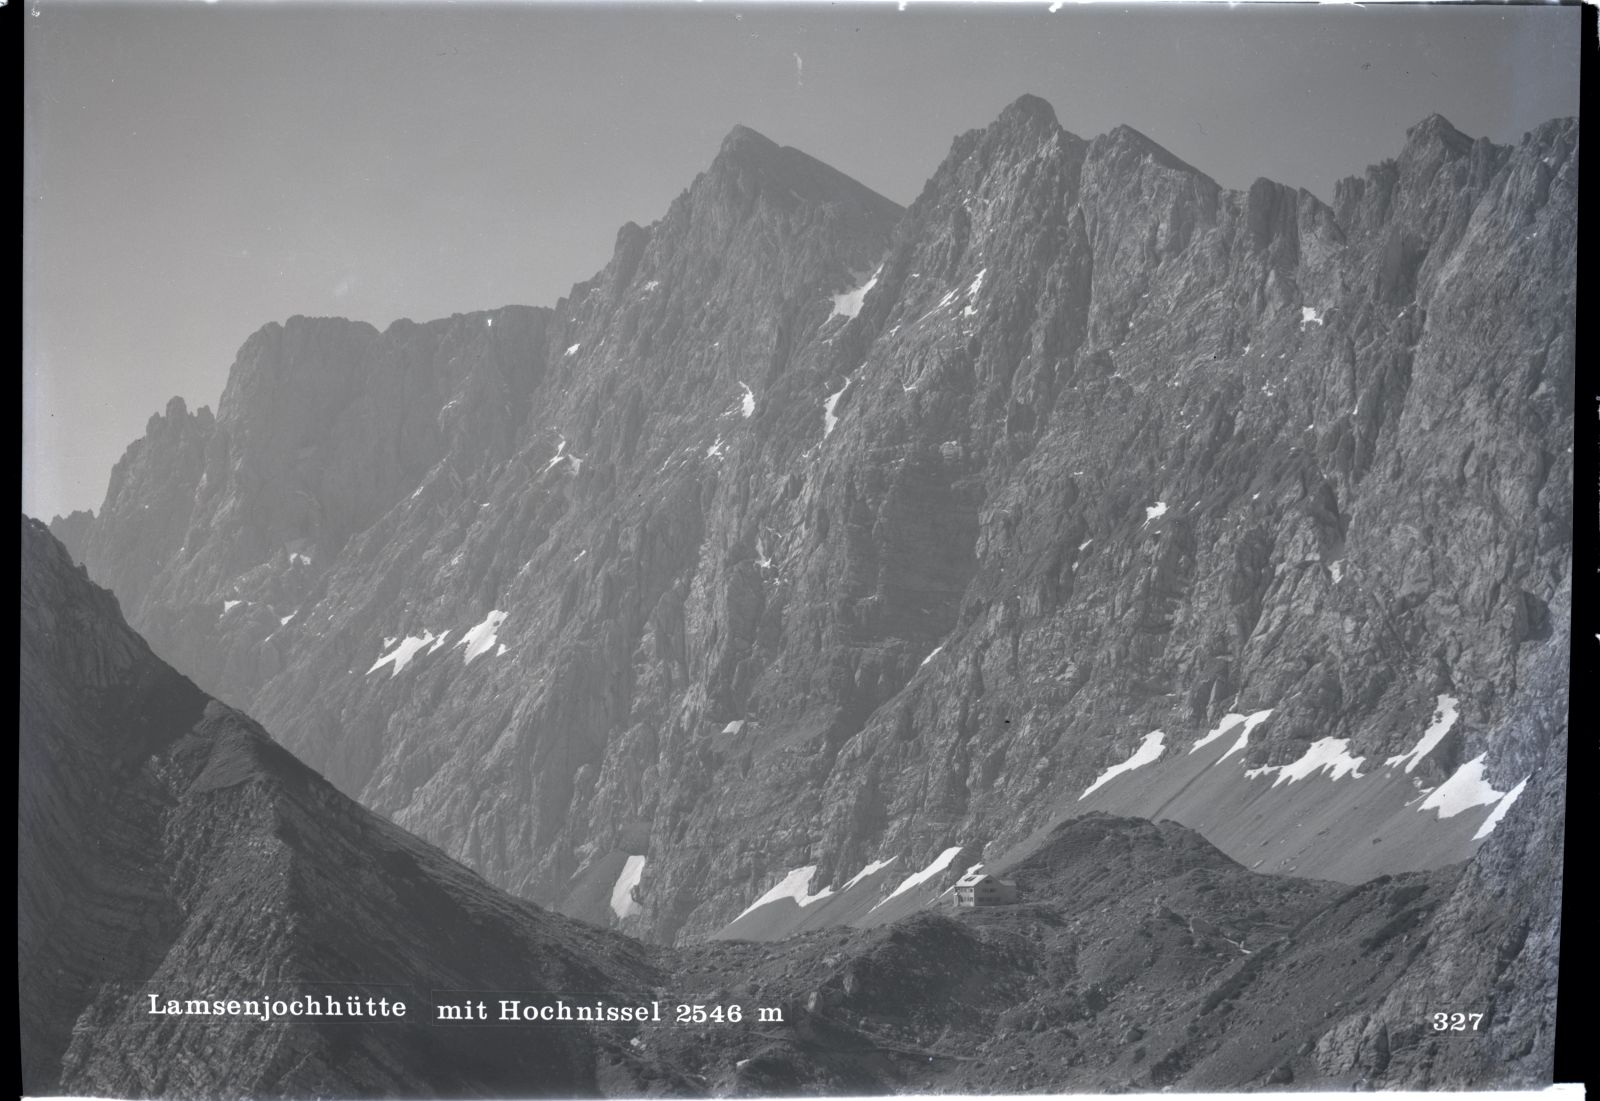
[53,96,1571,1083]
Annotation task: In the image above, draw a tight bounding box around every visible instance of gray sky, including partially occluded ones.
[23,1,1581,521]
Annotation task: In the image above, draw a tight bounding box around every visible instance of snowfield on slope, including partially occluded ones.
[1081,732,1166,799]
[1190,710,1273,756]
[841,857,898,891]
[1420,755,1510,818]
[367,631,442,677]
[823,377,853,437]
[1385,695,1460,773]
[734,866,834,921]
[869,846,964,912]
[1473,778,1529,839]
[456,611,507,664]
[1247,738,1366,785]
[830,267,880,320]
[610,855,646,919]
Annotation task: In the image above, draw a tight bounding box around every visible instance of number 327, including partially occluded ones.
[1431,1012,1484,1031]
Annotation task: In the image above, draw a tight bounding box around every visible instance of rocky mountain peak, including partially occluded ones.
[947,93,1074,163]
[994,92,1062,136]
[45,509,94,565]
[902,93,1083,228]
[701,121,903,226]
[1403,112,1472,155]
[141,392,208,437]
[216,314,379,425]
[718,121,781,159]
[1094,122,1213,183]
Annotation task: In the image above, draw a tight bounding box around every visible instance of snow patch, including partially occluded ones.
[223,600,243,613]
[739,382,756,418]
[841,857,898,891]
[870,846,964,911]
[735,866,834,921]
[962,268,987,317]
[1300,306,1324,328]
[823,377,852,438]
[1419,755,1507,819]
[1217,710,1274,762]
[1329,561,1345,584]
[1190,713,1245,754]
[830,267,880,320]
[543,437,570,472]
[428,631,452,653]
[542,437,583,475]
[1081,732,1166,799]
[610,855,646,919]
[706,438,726,459]
[290,552,312,566]
[367,631,440,677]
[565,343,581,356]
[1144,501,1168,523]
[1473,777,1529,839]
[279,612,297,626]
[1196,713,1267,755]
[920,644,944,667]
[1385,695,1460,774]
[1250,738,1366,785]
[455,610,507,665]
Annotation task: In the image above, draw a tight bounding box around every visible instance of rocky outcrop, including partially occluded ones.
[55,93,1570,1077]
[1313,582,1570,1089]
[20,517,663,1097]
[658,813,1537,1093]
[46,507,93,563]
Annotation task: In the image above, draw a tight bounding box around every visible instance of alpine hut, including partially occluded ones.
[952,872,1019,908]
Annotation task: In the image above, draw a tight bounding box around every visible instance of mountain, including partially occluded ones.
[15,517,1561,1092]
[51,92,1571,1001]
[15,515,1561,1094]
